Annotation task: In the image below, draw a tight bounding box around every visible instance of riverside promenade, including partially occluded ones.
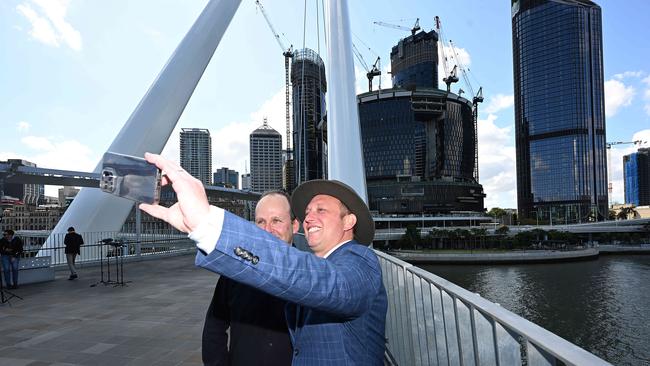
[387,244,650,264]
[0,254,217,366]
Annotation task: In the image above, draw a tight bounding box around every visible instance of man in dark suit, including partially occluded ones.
[202,190,297,366]
[140,153,387,365]
[64,227,84,280]
[0,229,23,289]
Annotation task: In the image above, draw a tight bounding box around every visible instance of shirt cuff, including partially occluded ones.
[188,205,225,255]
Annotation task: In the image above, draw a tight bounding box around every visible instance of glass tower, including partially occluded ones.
[512,0,607,222]
[358,28,484,215]
[624,148,650,206]
[291,48,327,187]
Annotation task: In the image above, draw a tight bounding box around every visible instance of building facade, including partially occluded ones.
[180,128,212,185]
[249,119,283,192]
[241,173,251,191]
[213,167,239,189]
[357,29,484,215]
[624,148,650,206]
[512,0,607,222]
[1,159,45,206]
[292,48,327,187]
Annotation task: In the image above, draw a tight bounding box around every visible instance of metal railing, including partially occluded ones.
[375,250,611,366]
[19,231,195,267]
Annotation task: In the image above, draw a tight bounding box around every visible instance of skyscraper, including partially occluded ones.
[180,128,212,185]
[250,119,282,192]
[292,48,327,187]
[512,0,607,222]
[213,167,239,189]
[624,148,650,206]
[357,29,485,214]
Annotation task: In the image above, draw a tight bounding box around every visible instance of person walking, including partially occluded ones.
[64,227,84,280]
[0,229,24,289]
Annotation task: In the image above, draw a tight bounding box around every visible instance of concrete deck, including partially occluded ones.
[0,254,218,366]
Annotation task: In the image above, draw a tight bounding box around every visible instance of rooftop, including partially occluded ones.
[0,254,216,366]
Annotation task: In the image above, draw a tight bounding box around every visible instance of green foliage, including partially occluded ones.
[495,225,510,235]
[398,224,422,249]
[488,207,507,218]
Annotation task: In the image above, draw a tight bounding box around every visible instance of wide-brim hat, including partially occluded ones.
[291,179,374,245]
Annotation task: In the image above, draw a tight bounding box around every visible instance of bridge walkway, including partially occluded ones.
[0,254,215,366]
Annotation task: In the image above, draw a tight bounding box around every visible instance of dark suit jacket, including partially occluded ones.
[64,232,84,255]
[202,276,293,366]
[196,211,387,365]
[0,236,23,257]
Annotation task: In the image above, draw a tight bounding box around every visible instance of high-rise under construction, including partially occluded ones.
[291,48,327,188]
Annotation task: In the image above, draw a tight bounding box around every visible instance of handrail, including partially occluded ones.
[375,250,611,365]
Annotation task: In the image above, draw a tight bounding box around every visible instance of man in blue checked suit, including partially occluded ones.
[140,153,387,365]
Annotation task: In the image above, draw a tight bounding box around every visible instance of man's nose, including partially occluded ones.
[263,222,274,233]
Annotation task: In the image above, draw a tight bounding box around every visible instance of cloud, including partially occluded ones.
[477,113,517,209]
[484,94,514,114]
[17,121,31,133]
[643,76,650,116]
[16,0,82,51]
[604,79,635,117]
[161,88,287,182]
[614,71,645,80]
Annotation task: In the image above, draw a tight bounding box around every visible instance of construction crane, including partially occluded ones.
[448,39,483,182]
[606,140,647,202]
[373,18,420,36]
[352,43,381,92]
[434,16,458,93]
[255,0,293,156]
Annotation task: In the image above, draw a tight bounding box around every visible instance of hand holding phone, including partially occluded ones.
[100,152,161,204]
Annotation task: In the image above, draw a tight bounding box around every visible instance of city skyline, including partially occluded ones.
[1,0,649,208]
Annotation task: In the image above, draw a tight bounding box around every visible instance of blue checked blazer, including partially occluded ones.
[196,211,387,365]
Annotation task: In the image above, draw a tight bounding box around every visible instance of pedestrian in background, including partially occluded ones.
[64,227,84,280]
[0,229,23,289]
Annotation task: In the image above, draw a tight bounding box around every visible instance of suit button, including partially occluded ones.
[251,256,259,265]
[234,247,244,256]
[294,348,299,356]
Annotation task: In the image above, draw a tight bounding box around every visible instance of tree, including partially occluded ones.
[488,207,507,224]
[495,225,510,236]
[398,224,422,250]
[617,206,638,220]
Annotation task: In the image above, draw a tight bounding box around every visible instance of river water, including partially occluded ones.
[419,255,650,366]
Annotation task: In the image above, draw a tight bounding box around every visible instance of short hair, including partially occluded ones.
[67,227,75,232]
[4,229,14,236]
[258,190,295,220]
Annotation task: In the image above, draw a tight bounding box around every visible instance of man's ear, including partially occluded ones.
[292,219,300,234]
[343,213,357,232]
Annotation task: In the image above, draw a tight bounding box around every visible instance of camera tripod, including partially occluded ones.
[0,268,23,305]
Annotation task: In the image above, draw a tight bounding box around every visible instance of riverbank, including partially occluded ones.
[386,244,650,264]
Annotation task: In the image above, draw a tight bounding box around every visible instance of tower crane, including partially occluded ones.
[606,140,647,203]
[255,0,293,155]
[352,43,381,92]
[373,18,420,35]
[449,39,483,182]
[434,16,458,93]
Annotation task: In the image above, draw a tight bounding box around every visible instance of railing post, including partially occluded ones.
[135,206,142,259]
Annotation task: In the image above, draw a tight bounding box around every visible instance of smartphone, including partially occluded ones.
[100,152,161,204]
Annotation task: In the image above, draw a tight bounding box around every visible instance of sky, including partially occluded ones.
[1,0,649,209]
